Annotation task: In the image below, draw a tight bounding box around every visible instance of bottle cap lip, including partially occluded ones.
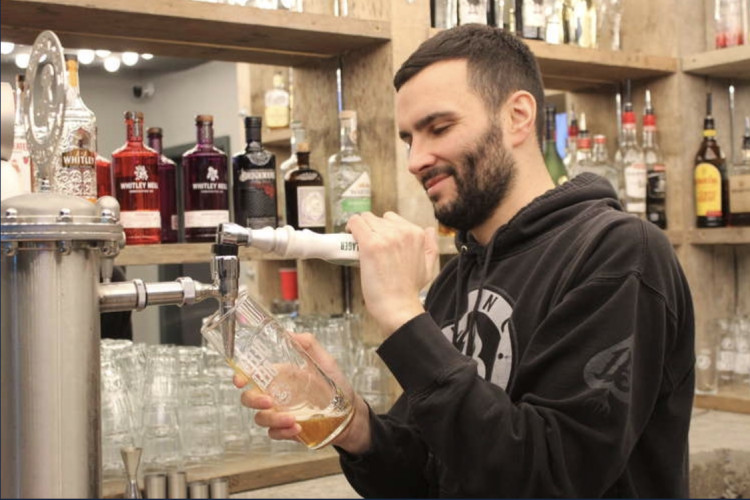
[147,127,163,135]
[297,141,310,152]
[124,111,144,120]
[196,114,214,123]
[593,134,606,143]
[245,115,262,127]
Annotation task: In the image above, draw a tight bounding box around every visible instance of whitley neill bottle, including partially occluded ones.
[148,127,178,243]
[233,116,277,229]
[113,111,161,245]
[694,93,728,228]
[181,115,230,242]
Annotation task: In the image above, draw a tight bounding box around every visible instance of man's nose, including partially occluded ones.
[407,140,438,176]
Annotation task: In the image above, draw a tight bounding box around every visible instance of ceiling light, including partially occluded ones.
[15,53,30,69]
[0,41,15,55]
[103,55,121,72]
[77,49,96,65]
[121,51,139,66]
[95,49,111,58]
[140,53,154,60]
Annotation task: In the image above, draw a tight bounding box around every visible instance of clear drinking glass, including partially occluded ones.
[695,320,719,395]
[201,293,353,450]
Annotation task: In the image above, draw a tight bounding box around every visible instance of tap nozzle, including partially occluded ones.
[211,241,240,361]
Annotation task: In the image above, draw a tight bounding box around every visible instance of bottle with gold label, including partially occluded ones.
[52,54,98,202]
[264,71,290,130]
[694,92,728,228]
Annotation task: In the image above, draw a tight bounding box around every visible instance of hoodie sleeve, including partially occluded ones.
[339,228,692,497]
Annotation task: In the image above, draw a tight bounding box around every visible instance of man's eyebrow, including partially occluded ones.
[398,111,455,141]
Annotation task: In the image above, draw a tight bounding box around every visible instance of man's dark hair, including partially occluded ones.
[394,24,545,145]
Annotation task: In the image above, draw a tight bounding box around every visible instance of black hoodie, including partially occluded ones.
[338,173,695,498]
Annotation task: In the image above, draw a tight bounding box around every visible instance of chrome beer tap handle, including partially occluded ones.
[212,229,242,361]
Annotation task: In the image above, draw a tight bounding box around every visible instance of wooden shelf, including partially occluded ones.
[115,242,288,266]
[263,127,293,147]
[427,29,677,91]
[686,227,750,245]
[694,382,750,414]
[682,45,750,80]
[103,448,341,498]
[0,0,390,67]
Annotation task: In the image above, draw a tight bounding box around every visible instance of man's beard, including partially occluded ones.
[427,122,516,232]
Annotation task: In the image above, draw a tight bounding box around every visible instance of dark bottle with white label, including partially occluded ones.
[285,142,326,233]
[181,115,230,242]
[233,116,278,229]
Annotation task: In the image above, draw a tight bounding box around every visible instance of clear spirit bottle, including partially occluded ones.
[285,142,326,233]
[232,116,278,229]
[147,127,179,243]
[112,111,161,245]
[264,71,290,130]
[327,110,372,232]
[181,115,230,242]
[278,121,307,226]
[590,135,621,198]
[728,117,750,226]
[568,113,592,180]
[618,97,646,218]
[8,73,33,196]
[643,90,667,229]
[54,54,97,202]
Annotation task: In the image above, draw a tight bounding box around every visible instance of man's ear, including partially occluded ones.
[503,90,537,148]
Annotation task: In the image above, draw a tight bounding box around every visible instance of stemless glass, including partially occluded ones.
[201,293,353,450]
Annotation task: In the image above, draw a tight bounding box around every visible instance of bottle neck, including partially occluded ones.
[339,117,358,152]
[13,84,25,131]
[197,121,214,147]
[245,125,262,150]
[148,134,163,154]
[127,119,145,144]
[297,151,311,170]
[290,127,306,154]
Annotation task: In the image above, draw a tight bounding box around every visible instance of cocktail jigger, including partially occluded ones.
[121,446,143,499]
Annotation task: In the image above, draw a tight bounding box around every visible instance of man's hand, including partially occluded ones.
[235,332,373,454]
[347,211,439,334]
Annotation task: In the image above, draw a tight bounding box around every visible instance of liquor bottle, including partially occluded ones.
[715,0,744,48]
[232,116,277,229]
[147,127,179,243]
[566,0,596,47]
[285,142,326,233]
[567,113,592,179]
[459,0,489,24]
[96,154,113,198]
[591,135,622,197]
[518,0,544,39]
[643,90,667,229]
[543,104,568,186]
[264,71,290,130]
[694,93,728,228]
[112,111,161,245]
[278,121,307,226]
[618,91,646,218]
[563,106,578,169]
[728,117,750,226]
[8,74,32,196]
[544,0,564,44]
[327,110,372,232]
[181,115,230,242]
[54,54,97,202]
[432,0,458,28]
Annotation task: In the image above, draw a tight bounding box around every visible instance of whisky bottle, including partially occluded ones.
[618,93,646,218]
[147,127,179,243]
[327,110,372,232]
[8,74,32,196]
[233,116,277,229]
[278,121,307,226]
[182,115,230,242]
[285,142,326,233]
[643,90,667,229]
[55,54,97,202]
[264,71,290,130]
[694,93,728,228]
[728,116,750,226]
[112,111,161,245]
[543,104,568,186]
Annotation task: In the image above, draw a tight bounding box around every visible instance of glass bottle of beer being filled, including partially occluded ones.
[694,92,729,228]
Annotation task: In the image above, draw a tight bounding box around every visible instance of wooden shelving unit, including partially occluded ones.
[114,243,292,267]
[0,0,390,66]
[687,227,750,245]
[102,448,341,498]
[682,44,750,80]
[694,382,750,414]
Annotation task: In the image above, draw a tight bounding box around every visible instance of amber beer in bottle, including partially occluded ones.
[694,93,729,228]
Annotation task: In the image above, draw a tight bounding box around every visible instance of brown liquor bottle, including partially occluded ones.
[694,93,729,228]
[284,142,326,233]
